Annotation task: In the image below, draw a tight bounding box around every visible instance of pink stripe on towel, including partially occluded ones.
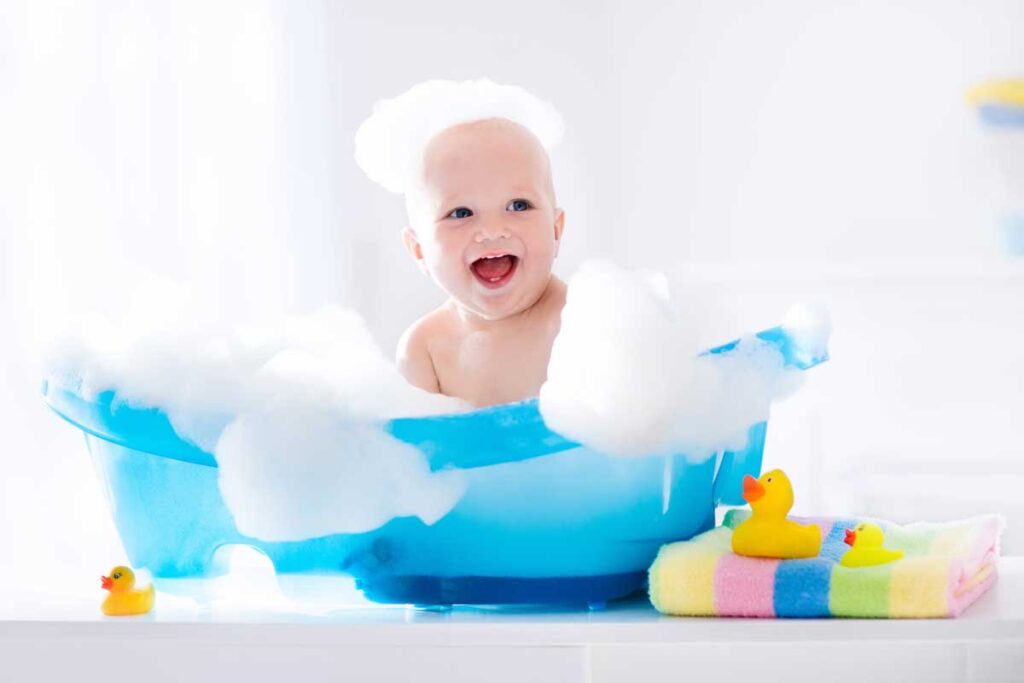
[946,517,1003,616]
[714,553,779,617]
[947,562,997,617]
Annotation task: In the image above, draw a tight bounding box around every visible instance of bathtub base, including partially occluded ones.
[356,571,647,607]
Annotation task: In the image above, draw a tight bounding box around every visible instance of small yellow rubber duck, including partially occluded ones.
[840,522,904,568]
[100,565,155,616]
[731,469,822,559]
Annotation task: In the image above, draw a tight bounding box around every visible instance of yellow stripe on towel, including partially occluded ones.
[649,527,728,615]
[930,524,973,556]
[890,557,951,618]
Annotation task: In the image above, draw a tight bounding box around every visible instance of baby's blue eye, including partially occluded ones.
[508,199,532,212]
[448,207,473,219]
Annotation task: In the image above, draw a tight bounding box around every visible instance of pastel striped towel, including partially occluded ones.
[649,511,1003,618]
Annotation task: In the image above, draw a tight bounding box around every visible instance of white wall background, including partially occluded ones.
[1,0,1022,592]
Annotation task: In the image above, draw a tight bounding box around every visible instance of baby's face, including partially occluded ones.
[404,118,564,321]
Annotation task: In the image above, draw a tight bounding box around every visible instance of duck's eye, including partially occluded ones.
[766,477,772,483]
[508,199,532,212]
[448,207,473,219]
[113,572,121,579]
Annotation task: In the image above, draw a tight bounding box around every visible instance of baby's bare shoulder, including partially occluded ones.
[398,306,453,350]
[396,307,453,393]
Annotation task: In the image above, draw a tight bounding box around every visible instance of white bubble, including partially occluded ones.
[353,77,564,195]
[46,263,827,540]
[45,279,468,540]
[215,402,467,540]
[782,300,833,361]
[539,260,811,460]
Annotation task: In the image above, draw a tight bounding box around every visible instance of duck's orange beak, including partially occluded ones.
[742,475,765,503]
[844,529,857,547]
[101,575,113,590]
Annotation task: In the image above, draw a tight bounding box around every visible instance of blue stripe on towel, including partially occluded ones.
[774,558,832,617]
[773,519,857,617]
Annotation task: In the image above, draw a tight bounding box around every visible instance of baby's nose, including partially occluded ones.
[474,222,511,243]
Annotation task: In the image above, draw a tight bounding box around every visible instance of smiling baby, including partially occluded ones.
[355,79,568,407]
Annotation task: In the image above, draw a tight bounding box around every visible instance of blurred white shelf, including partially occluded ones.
[1,558,1023,682]
[673,258,1024,285]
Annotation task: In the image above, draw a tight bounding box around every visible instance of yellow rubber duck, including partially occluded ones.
[731,469,822,559]
[840,522,904,568]
[100,565,155,616]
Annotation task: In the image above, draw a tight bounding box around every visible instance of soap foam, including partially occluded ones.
[48,266,829,538]
[353,77,564,196]
[46,280,468,540]
[782,300,833,361]
[539,260,822,459]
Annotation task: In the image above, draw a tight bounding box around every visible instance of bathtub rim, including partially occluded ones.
[41,322,823,475]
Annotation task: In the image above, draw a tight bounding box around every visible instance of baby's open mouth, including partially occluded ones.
[470,254,519,289]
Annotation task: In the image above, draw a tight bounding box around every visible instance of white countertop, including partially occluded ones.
[2,558,1023,682]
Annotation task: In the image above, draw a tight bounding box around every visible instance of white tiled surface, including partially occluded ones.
[1,558,1022,682]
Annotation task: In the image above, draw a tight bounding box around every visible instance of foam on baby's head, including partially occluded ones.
[353,78,565,197]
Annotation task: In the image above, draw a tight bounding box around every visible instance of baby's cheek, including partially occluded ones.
[418,237,452,268]
[426,230,462,258]
[423,248,470,292]
[434,247,468,278]
[529,241,558,272]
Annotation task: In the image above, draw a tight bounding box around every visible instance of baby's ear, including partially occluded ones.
[401,226,429,275]
[552,208,566,257]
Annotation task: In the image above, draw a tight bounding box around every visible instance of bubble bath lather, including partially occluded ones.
[43,324,826,607]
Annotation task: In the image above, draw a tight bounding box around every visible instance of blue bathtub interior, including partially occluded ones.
[44,324,826,607]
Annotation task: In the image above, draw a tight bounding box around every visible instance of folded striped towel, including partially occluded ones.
[649,511,1003,618]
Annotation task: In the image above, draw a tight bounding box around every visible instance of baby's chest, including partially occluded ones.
[434,330,553,403]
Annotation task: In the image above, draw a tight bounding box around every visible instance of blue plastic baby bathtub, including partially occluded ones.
[43,325,826,607]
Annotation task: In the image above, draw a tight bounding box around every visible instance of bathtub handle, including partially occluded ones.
[711,422,767,506]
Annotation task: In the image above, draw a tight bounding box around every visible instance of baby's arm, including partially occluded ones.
[396,320,441,394]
